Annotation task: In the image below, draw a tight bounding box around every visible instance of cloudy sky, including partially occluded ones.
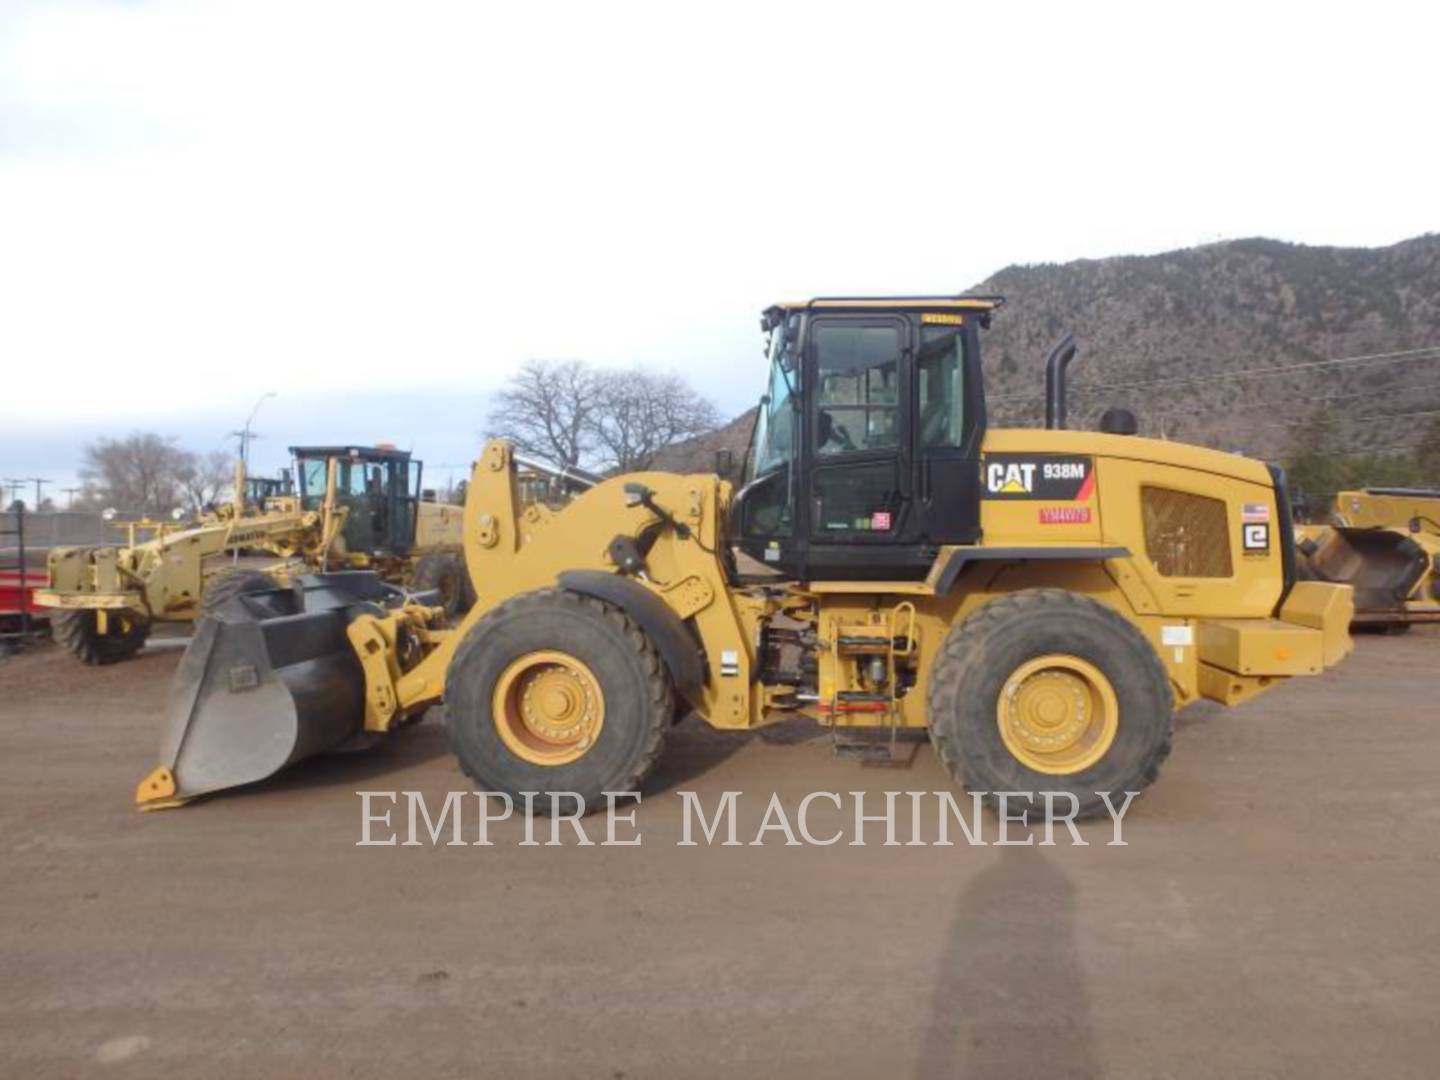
[2,0,1435,496]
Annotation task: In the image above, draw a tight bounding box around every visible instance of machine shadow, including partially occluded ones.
[640,712,753,795]
[914,846,1099,1080]
[228,708,754,805]
[223,714,454,801]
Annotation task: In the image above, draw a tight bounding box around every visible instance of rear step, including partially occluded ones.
[136,572,416,809]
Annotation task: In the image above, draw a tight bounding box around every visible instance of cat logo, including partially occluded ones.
[982,455,1095,501]
[987,461,1037,494]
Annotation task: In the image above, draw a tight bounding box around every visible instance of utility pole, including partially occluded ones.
[230,391,278,471]
[3,478,24,508]
[62,487,81,509]
[25,478,50,508]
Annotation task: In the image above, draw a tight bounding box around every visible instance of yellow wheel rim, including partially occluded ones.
[492,650,605,766]
[996,654,1119,776]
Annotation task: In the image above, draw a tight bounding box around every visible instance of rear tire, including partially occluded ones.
[411,552,470,618]
[202,569,281,614]
[927,589,1174,820]
[51,608,151,665]
[444,588,671,812]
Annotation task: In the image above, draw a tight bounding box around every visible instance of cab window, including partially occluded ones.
[917,326,964,448]
[814,324,901,456]
[752,347,797,477]
[298,459,328,509]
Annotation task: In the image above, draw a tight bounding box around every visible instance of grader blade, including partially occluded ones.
[135,573,399,809]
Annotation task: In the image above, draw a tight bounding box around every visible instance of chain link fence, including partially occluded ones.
[0,511,114,566]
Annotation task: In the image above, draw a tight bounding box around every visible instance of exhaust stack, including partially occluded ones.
[1044,333,1078,430]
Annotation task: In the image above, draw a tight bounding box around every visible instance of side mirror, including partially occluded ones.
[714,449,734,480]
[781,318,800,371]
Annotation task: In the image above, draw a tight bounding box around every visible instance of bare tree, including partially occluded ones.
[486,359,722,472]
[79,434,235,515]
[175,449,235,513]
[485,359,600,466]
[590,368,722,471]
[79,433,189,515]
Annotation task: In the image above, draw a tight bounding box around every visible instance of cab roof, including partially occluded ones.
[289,445,413,462]
[762,294,1005,330]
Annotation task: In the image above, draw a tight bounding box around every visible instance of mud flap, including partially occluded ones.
[137,573,404,808]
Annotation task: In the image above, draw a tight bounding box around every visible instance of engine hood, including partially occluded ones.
[981,429,1274,487]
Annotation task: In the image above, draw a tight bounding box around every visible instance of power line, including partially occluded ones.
[990,344,1440,402]
[1303,443,1431,458]
[1255,405,1440,428]
[997,380,1440,417]
[1196,380,1440,414]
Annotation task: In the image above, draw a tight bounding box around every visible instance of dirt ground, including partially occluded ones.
[2,627,1439,1079]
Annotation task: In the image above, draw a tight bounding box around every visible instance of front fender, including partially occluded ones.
[556,570,705,695]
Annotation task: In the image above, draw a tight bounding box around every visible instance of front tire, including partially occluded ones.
[927,589,1174,819]
[444,588,671,811]
[51,608,151,665]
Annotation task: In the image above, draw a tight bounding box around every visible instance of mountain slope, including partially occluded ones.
[653,234,1440,472]
[977,234,1440,457]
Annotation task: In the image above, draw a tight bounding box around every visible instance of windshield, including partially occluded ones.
[745,322,798,481]
[297,458,328,509]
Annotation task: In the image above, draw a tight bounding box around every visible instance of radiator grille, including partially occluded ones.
[1142,487,1233,578]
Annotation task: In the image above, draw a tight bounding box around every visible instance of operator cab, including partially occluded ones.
[731,296,1001,581]
[243,473,294,511]
[292,445,423,556]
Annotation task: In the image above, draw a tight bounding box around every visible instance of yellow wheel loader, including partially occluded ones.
[136,297,1354,817]
[38,445,469,665]
[1296,488,1440,632]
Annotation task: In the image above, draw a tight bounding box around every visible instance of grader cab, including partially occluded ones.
[39,445,469,665]
[137,296,1355,818]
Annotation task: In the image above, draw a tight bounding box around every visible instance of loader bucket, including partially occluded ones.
[1299,529,1428,614]
[136,573,404,809]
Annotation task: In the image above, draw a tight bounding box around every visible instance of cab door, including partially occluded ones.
[803,316,915,579]
[901,320,984,546]
[389,460,421,554]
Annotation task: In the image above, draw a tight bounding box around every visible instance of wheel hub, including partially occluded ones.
[997,654,1119,775]
[493,650,604,765]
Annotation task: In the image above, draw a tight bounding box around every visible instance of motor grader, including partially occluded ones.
[1296,488,1440,631]
[136,296,1354,817]
[38,444,469,665]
